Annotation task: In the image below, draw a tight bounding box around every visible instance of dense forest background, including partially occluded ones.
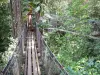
[43,0,100,75]
[0,0,11,70]
[0,0,100,75]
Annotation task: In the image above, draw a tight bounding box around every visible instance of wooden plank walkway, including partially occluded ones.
[24,31,41,75]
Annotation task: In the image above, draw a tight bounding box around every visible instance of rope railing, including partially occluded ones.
[35,26,68,75]
[43,39,68,75]
[42,39,68,75]
[2,24,27,75]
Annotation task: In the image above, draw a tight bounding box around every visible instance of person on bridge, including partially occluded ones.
[27,5,34,31]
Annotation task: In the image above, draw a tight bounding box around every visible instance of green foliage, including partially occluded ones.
[66,58,100,75]
[22,0,42,21]
[0,3,11,52]
[42,0,100,75]
[0,3,11,63]
[88,0,100,19]
[0,0,8,3]
[68,0,88,18]
[13,0,100,74]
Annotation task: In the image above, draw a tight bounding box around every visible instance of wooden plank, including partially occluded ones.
[31,32,38,75]
[24,41,28,75]
[24,30,29,75]
[32,32,41,75]
[27,31,32,75]
[34,44,41,75]
[24,31,41,75]
[25,31,28,75]
[24,28,28,75]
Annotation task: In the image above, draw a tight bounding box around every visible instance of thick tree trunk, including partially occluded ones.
[10,0,22,38]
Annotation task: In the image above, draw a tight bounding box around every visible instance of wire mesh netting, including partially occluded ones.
[35,27,68,75]
[2,24,27,75]
[41,40,68,75]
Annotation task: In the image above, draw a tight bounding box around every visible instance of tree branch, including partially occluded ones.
[44,28,100,40]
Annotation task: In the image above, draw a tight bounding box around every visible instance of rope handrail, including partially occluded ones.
[2,24,27,75]
[35,26,68,75]
[43,38,69,75]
